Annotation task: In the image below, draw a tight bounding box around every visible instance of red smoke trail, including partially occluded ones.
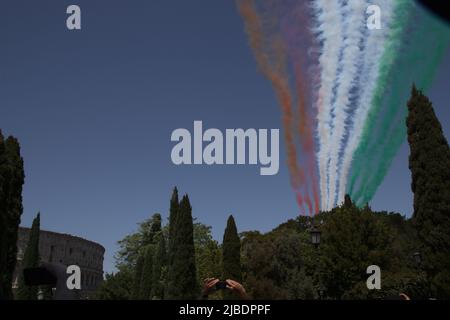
[281,1,321,215]
[237,0,305,194]
[296,191,308,215]
[305,194,313,216]
[294,62,320,215]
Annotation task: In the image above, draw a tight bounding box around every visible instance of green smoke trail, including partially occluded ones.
[355,18,450,206]
[348,0,413,198]
[349,3,450,205]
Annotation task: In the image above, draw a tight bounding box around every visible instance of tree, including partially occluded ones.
[167,187,179,266]
[317,203,395,299]
[145,213,162,246]
[115,213,162,269]
[407,85,450,298]
[0,131,7,299]
[94,270,133,300]
[17,213,41,300]
[222,215,242,299]
[166,194,198,299]
[131,254,144,299]
[139,245,155,299]
[151,234,167,299]
[0,132,25,300]
[193,222,222,289]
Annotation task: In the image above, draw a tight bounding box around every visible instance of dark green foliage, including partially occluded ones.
[131,254,144,299]
[0,132,25,300]
[318,204,403,299]
[166,195,198,299]
[407,85,450,298]
[17,213,40,300]
[94,270,133,300]
[168,187,179,266]
[241,202,423,300]
[222,215,242,299]
[143,213,162,246]
[194,222,222,295]
[139,245,155,299]
[151,234,167,299]
[241,221,310,299]
[115,213,162,269]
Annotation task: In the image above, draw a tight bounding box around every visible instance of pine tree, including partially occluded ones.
[17,213,40,300]
[139,245,155,300]
[222,215,242,299]
[166,194,198,299]
[151,234,167,299]
[407,85,450,297]
[0,132,25,300]
[131,254,144,299]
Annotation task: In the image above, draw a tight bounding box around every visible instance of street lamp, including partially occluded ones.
[310,226,321,248]
[309,223,323,299]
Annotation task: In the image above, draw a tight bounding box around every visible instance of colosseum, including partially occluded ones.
[13,227,105,298]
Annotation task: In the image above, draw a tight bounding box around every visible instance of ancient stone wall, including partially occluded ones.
[14,227,105,297]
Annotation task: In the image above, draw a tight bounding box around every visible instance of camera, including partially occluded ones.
[215,280,227,291]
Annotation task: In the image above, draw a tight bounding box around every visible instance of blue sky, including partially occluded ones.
[1,0,449,272]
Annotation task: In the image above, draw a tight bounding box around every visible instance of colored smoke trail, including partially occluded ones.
[350,3,450,205]
[311,0,344,211]
[237,0,306,210]
[282,1,321,215]
[350,5,450,205]
[326,0,368,210]
[348,0,414,198]
[294,61,319,215]
[237,0,320,215]
[237,0,450,214]
[294,63,320,215]
[337,0,396,204]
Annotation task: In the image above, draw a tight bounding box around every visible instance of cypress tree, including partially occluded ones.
[222,215,242,299]
[407,85,450,297]
[17,213,40,300]
[0,131,7,299]
[139,245,155,300]
[131,254,144,299]
[166,187,179,296]
[151,234,167,299]
[0,133,25,300]
[168,187,179,259]
[166,194,198,299]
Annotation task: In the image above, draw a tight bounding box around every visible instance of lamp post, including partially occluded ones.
[310,225,321,248]
[310,222,323,299]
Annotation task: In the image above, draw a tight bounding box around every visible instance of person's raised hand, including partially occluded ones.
[226,279,249,300]
[202,278,219,297]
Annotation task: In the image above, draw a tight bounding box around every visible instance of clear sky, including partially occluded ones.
[1,0,449,272]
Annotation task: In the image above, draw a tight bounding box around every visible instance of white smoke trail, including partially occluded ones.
[337,0,396,204]
[311,0,344,211]
[326,0,368,211]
